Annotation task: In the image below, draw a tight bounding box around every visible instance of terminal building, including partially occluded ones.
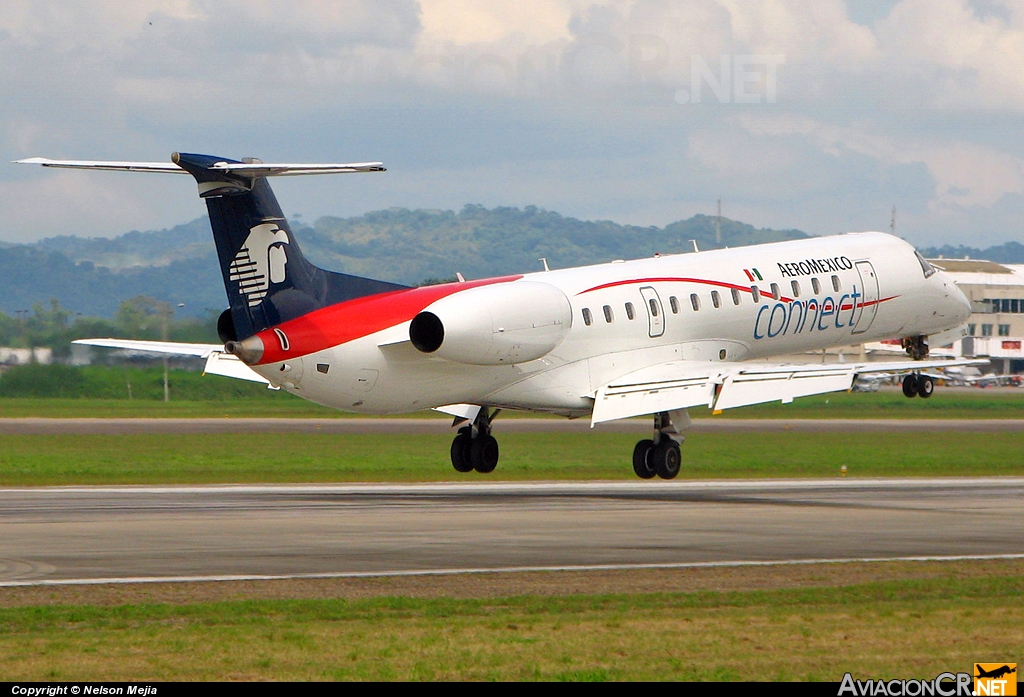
[936,259,1024,374]
[859,258,1024,374]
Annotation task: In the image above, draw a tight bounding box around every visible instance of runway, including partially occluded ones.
[1,417,1023,434]
[2,478,1023,586]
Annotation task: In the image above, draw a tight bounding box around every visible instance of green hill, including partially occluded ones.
[1,206,810,318]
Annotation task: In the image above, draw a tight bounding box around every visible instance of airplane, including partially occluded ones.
[17,153,981,479]
[975,665,1016,680]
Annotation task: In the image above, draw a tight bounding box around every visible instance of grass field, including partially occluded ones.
[1,379,1020,681]
[1,572,1021,681]
[0,387,1021,419]
[1,430,1022,485]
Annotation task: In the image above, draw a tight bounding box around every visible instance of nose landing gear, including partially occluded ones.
[450,407,500,474]
[632,410,688,480]
[902,335,929,360]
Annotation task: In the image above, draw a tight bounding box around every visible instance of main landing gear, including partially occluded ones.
[901,373,934,399]
[450,407,500,474]
[632,411,687,480]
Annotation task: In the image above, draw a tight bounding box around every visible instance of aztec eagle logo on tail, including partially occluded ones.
[228,222,290,307]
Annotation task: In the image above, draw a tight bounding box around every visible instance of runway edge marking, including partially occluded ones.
[4,553,1024,588]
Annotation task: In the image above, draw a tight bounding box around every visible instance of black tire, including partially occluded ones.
[653,440,681,480]
[450,428,473,472]
[902,374,919,398]
[471,434,500,473]
[916,374,934,399]
[632,439,656,479]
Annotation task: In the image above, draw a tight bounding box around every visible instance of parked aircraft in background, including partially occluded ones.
[18,154,980,479]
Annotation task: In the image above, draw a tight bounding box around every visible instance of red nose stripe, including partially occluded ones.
[255,275,523,364]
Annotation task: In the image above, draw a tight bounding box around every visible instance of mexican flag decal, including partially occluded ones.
[743,268,763,282]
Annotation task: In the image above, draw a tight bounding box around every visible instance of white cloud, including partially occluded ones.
[1,0,1023,248]
[877,0,1024,110]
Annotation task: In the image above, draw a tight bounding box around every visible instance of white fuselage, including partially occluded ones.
[252,232,971,416]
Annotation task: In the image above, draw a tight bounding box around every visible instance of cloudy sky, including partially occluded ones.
[2,0,1023,248]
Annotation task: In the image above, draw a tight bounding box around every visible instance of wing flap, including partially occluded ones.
[714,366,855,410]
[591,357,990,424]
[592,361,717,425]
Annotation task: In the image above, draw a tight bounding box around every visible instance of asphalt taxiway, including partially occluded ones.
[1,478,1022,585]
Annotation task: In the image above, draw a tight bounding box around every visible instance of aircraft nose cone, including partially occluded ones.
[945,280,972,323]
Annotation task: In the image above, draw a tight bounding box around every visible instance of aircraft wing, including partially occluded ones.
[15,158,384,177]
[72,338,269,385]
[591,357,988,425]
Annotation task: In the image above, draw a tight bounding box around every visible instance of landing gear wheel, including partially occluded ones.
[450,428,473,473]
[651,440,681,480]
[916,374,934,399]
[470,434,499,473]
[632,439,657,479]
[902,374,919,398]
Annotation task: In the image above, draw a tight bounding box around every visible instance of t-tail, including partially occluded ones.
[15,152,409,343]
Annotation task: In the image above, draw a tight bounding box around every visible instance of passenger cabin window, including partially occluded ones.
[831,275,841,292]
[690,293,700,311]
[603,305,613,323]
[751,285,761,302]
[770,283,780,301]
[711,290,721,308]
[811,278,821,295]
[625,302,635,320]
[731,288,741,305]
[582,308,592,326]
[791,280,801,298]
[649,298,659,317]
[669,296,679,314]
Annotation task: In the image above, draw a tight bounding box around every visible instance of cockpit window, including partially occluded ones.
[915,250,936,279]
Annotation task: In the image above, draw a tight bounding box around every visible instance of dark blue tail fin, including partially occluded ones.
[172,152,407,341]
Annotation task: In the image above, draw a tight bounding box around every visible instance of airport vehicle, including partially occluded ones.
[18,153,979,479]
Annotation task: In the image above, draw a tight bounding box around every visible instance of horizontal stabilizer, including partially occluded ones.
[14,157,384,177]
[73,339,269,385]
[72,338,222,357]
[203,352,270,385]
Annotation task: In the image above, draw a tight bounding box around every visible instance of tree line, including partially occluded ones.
[0,297,219,359]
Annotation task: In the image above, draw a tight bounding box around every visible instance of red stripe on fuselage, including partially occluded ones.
[254,275,523,365]
[578,276,898,311]
[578,276,794,301]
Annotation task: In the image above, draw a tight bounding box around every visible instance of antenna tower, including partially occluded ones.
[716,198,722,246]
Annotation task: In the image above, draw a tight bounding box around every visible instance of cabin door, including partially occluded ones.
[852,261,879,335]
[639,286,665,338]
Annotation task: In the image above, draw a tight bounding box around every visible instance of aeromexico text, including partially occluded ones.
[753,255,863,341]
[778,255,855,278]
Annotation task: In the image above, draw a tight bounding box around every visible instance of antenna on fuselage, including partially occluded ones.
[690,240,700,253]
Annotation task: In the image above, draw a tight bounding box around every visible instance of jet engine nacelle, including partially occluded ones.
[409,281,572,365]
